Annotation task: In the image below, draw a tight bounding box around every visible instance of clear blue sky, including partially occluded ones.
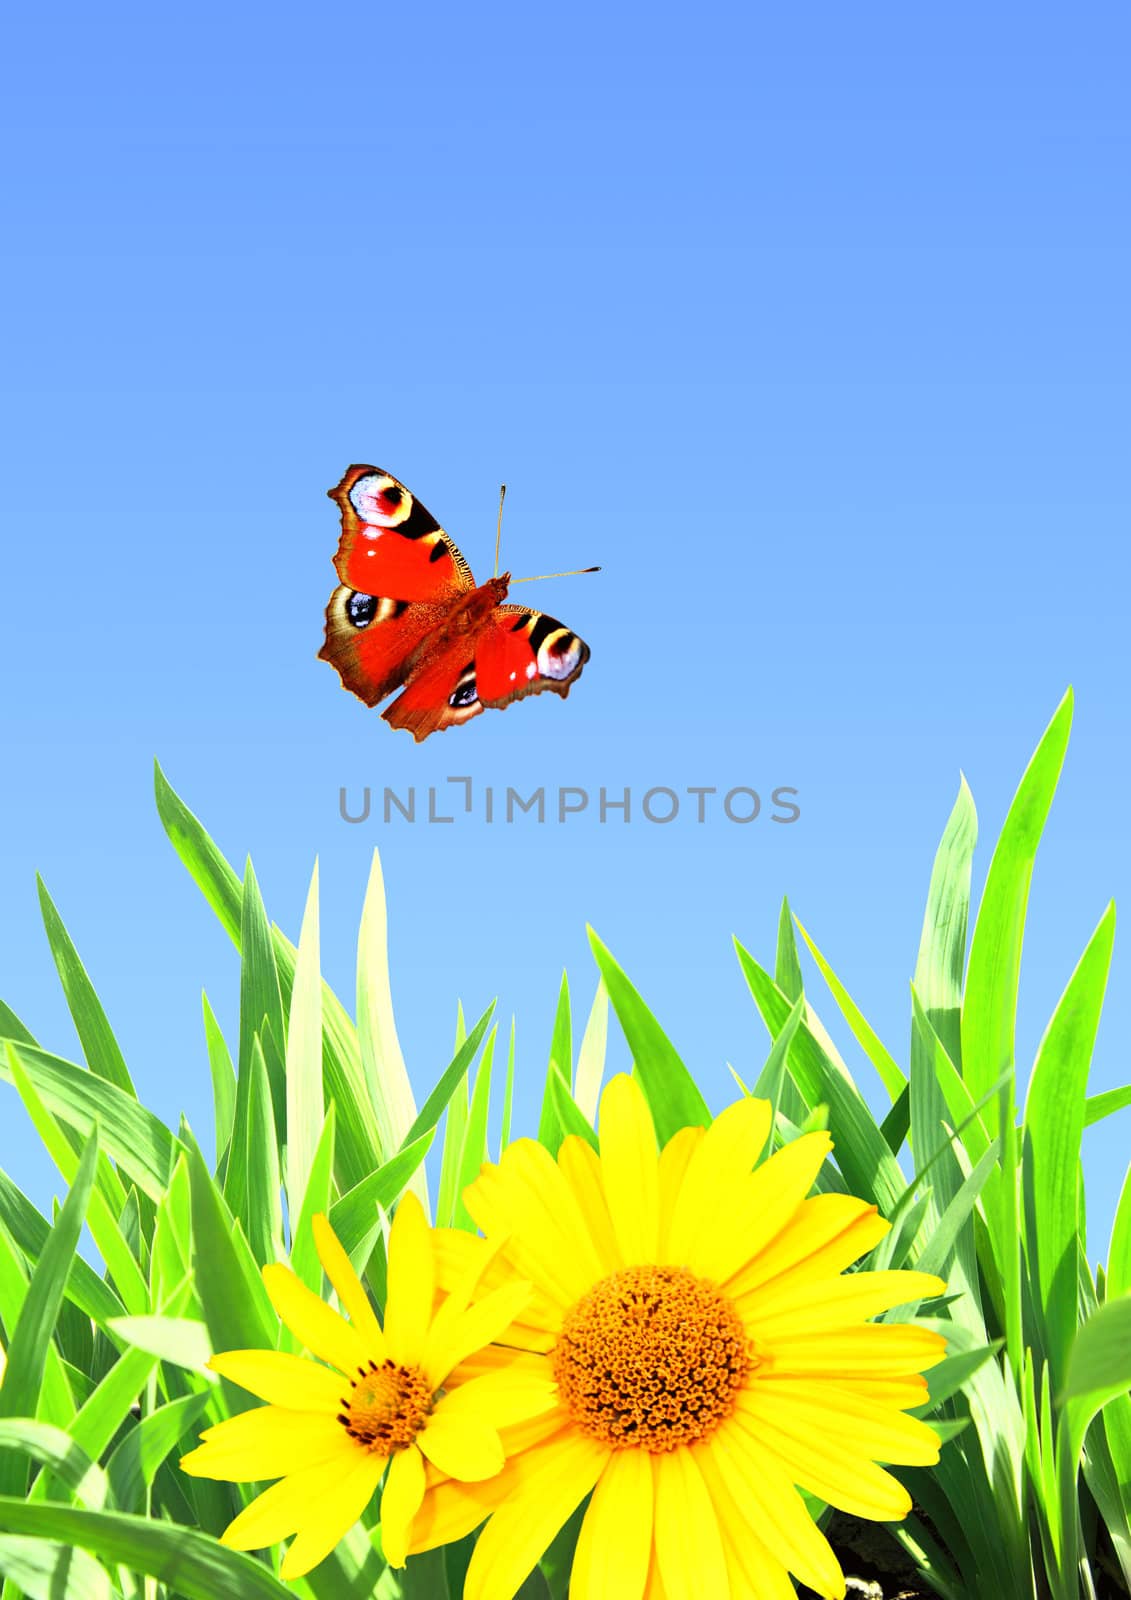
[2,5,1128,1253]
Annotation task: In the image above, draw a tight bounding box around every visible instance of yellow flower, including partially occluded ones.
[179,1195,555,1579]
[427,1075,948,1600]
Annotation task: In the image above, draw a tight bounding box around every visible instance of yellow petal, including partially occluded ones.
[743,1269,946,1337]
[653,1447,728,1599]
[432,1225,489,1297]
[279,1449,386,1578]
[465,1140,606,1307]
[409,1475,503,1556]
[433,1367,559,1430]
[262,1264,370,1376]
[741,1378,941,1466]
[693,1441,797,1600]
[181,1406,352,1481]
[558,1136,622,1271]
[380,1443,426,1568]
[711,1418,846,1597]
[831,1374,930,1410]
[570,1446,654,1600]
[421,1279,533,1389]
[726,1194,889,1301]
[312,1213,387,1357]
[664,1097,773,1271]
[597,1075,660,1264]
[418,1414,504,1482]
[463,1431,609,1600]
[384,1192,435,1365]
[219,1449,378,1553]
[706,1133,836,1288]
[730,1404,912,1520]
[656,1127,703,1256]
[207,1349,346,1412]
[763,1323,947,1377]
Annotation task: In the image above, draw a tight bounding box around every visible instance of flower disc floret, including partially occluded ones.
[552,1263,754,1451]
[339,1358,433,1451]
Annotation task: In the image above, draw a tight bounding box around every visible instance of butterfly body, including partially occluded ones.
[319,466,590,740]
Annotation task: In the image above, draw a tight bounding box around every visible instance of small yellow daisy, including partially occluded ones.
[421,1074,948,1600]
[180,1194,555,1578]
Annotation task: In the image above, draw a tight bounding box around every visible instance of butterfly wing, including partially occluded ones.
[319,465,476,706]
[382,603,590,741]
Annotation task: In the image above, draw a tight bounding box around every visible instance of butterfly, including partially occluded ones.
[319,465,593,741]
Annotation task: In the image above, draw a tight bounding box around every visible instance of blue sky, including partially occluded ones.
[1,4,1128,1253]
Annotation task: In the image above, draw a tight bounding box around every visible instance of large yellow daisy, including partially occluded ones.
[425,1075,947,1600]
[180,1195,555,1578]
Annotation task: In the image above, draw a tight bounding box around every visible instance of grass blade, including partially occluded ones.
[201,993,236,1169]
[0,1501,298,1600]
[36,878,137,1099]
[0,1132,98,1497]
[573,978,608,1123]
[793,915,906,1100]
[588,928,709,1139]
[357,849,418,1175]
[537,972,572,1149]
[1023,903,1115,1391]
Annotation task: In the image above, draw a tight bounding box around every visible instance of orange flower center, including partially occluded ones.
[552,1264,754,1452]
[337,1358,433,1453]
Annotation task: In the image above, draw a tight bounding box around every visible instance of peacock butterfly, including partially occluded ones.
[319,465,593,741]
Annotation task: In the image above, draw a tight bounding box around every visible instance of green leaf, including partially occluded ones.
[909,779,978,1279]
[36,877,137,1099]
[1109,1162,1131,1301]
[0,1421,107,1510]
[0,1042,180,1203]
[0,1534,111,1600]
[500,1019,516,1151]
[734,945,904,1214]
[751,992,806,1150]
[290,1105,338,1293]
[573,978,608,1123]
[154,763,383,1198]
[0,1169,124,1327]
[0,1501,298,1600]
[0,1002,37,1048]
[401,1004,497,1151]
[187,1145,276,1361]
[793,915,906,1101]
[914,775,977,1072]
[202,992,236,1168]
[1023,903,1115,1390]
[1085,1084,1131,1127]
[0,1131,98,1497]
[237,861,288,1162]
[5,1049,149,1317]
[105,1392,209,1511]
[962,690,1072,1130]
[246,1036,285,1266]
[436,1064,470,1229]
[454,1028,496,1229]
[774,897,804,1001]
[547,1066,599,1155]
[588,928,709,1140]
[538,971,573,1149]
[329,1131,435,1258]
[914,1138,1001,1281]
[357,849,418,1173]
[1063,1298,1131,1436]
[286,862,324,1219]
[105,1313,213,1375]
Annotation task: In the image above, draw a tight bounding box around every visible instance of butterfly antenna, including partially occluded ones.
[493,484,507,578]
[509,566,602,584]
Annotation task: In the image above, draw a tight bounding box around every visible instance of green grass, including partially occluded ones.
[0,690,1127,1597]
